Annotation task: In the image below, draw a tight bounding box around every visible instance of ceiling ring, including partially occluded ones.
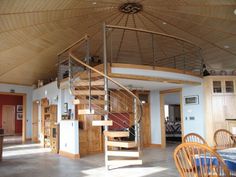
[119,2,143,14]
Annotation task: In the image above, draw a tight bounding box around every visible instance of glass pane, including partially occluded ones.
[213,81,222,93]
[225,81,234,93]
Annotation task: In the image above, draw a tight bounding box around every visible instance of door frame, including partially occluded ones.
[0,92,27,142]
[160,88,183,148]
[32,100,39,142]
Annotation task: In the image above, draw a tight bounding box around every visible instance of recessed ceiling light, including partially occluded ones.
[224,45,230,49]
[92,2,97,5]
[234,9,236,15]
[162,22,167,25]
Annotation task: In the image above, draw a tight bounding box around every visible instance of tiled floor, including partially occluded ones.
[0,142,180,177]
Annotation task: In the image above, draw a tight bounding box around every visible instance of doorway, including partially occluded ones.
[0,93,26,143]
[160,89,183,148]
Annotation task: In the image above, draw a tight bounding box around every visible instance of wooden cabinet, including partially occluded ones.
[51,124,59,153]
[204,76,236,145]
[42,104,57,148]
[212,79,235,94]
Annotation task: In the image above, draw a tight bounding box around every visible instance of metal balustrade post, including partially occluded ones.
[134,98,138,144]
[57,55,61,89]
[173,56,176,69]
[110,29,113,68]
[152,34,155,69]
[103,23,109,170]
[85,37,92,113]
[68,56,73,95]
[199,49,204,76]
[182,42,186,72]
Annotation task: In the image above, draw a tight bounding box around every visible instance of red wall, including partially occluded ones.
[0,94,23,134]
[108,113,130,130]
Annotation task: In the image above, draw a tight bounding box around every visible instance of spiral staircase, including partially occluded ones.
[58,34,143,169]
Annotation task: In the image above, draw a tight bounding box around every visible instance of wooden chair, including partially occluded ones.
[174,142,230,177]
[183,133,208,145]
[214,129,236,149]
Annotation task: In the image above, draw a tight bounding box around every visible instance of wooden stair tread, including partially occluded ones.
[78,109,108,115]
[73,90,105,96]
[74,79,104,87]
[73,99,105,105]
[107,150,140,157]
[78,72,102,79]
[104,131,129,138]
[78,109,95,115]
[92,120,113,126]
[106,140,137,148]
[107,159,142,166]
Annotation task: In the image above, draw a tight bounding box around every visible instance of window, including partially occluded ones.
[213,81,222,93]
[225,81,234,93]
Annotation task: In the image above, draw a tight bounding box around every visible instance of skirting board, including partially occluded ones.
[59,150,80,159]
[149,144,162,148]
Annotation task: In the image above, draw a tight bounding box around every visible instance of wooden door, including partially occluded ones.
[142,102,151,147]
[2,105,15,135]
[32,101,39,142]
[212,95,226,131]
[137,92,151,147]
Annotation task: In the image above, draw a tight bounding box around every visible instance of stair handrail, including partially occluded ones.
[57,34,143,123]
[57,35,89,57]
[106,25,199,47]
[69,50,143,123]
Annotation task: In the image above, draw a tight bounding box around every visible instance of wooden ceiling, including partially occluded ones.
[0,0,236,85]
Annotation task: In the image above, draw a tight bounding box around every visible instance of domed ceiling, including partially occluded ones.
[0,0,236,85]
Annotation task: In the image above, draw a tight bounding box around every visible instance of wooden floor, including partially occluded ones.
[0,142,180,177]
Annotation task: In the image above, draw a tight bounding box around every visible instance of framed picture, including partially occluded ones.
[184,95,199,105]
[64,103,68,113]
[17,113,23,120]
[17,105,23,112]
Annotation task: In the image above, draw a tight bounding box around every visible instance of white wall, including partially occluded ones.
[33,81,59,105]
[0,83,33,138]
[182,85,205,138]
[32,81,76,143]
[150,90,161,144]
[149,85,205,146]
[60,120,79,154]
[164,93,180,105]
[61,88,75,120]
[33,81,60,141]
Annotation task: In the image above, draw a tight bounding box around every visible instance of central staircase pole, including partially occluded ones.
[103,23,109,170]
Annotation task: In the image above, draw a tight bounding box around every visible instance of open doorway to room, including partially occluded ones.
[160,89,183,148]
[0,94,24,144]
